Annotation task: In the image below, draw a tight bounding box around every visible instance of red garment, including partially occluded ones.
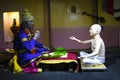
[106,0,113,15]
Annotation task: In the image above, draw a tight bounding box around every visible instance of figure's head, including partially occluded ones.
[21,8,34,30]
[89,24,102,37]
[22,8,34,21]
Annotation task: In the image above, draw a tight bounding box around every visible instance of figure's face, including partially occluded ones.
[27,20,34,29]
[89,26,97,37]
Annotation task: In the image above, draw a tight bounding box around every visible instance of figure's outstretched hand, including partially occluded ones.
[70,36,82,43]
[69,36,77,40]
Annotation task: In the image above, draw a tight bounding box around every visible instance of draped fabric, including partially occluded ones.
[102,0,120,20]
[13,30,49,66]
[106,0,114,15]
[102,0,108,11]
[39,52,79,72]
[114,0,120,20]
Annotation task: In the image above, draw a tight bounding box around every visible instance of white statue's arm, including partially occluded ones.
[69,36,92,44]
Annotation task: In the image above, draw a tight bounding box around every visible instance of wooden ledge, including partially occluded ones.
[81,62,107,71]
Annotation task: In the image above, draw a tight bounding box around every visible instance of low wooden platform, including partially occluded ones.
[38,52,79,73]
[80,62,107,72]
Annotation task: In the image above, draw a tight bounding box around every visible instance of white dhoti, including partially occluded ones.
[80,51,105,65]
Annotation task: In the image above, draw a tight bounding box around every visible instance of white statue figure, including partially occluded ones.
[70,24,105,66]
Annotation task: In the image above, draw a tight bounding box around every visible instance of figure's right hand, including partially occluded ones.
[34,30,40,40]
[69,36,76,40]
